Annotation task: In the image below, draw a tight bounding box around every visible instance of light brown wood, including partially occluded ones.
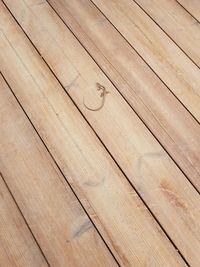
[0,75,116,267]
[0,3,187,266]
[177,0,200,21]
[134,0,200,67]
[63,0,200,124]
[0,174,48,267]
[3,1,200,266]
[41,0,200,193]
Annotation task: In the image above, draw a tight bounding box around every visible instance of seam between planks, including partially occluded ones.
[88,0,200,128]
[0,3,192,265]
[44,0,200,196]
[131,0,200,79]
[0,73,121,267]
[91,0,200,127]
[175,0,200,24]
[0,171,51,267]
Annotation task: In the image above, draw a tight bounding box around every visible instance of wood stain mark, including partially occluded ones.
[72,220,93,239]
[136,151,169,181]
[84,176,105,187]
[64,74,80,91]
[29,1,46,8]
[95,17,107,27]
[160,180,187,210]
[159,181,200,234]
[83,83,109,111]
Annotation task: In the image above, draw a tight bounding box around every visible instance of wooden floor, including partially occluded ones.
[1,0,200,266]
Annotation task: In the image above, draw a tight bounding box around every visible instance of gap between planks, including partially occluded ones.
[0,172,49,267]
[87,0,200,125]
[1,0,200,266]
[0,74,119,267]
[45,0,200,194]
[0,3,189,266]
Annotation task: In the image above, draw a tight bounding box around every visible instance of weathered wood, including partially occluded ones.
[48,0,200,124]
[0,75,117,267]
[134,0,200,67]
[0,174,48,267]
[43,0,200,193]
[177,0,200,21]
[0,3,186,266]
[88,0,200,122]
[2,2,200,266]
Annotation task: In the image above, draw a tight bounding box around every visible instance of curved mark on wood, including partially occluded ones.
[83,83,109,111]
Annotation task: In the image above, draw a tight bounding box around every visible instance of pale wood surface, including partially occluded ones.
[0,3,187,266]
[69,0,200,123]
[0,0,200,266]
[0,174,48,267]
[46,0,200,193]
[134,0,200,67]
[177,0,200,21]
[0,75,116,267]
[2,1,200,266]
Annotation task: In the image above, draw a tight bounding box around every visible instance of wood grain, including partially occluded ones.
[0,75,116,267]
[90,0,200,121]
[134,0,200,67]
[2,2,200,266]
[61,0,200,124]
[0,174,48,267]
[0,3,187,266]
[39,0,200,193]
[177,0,200,21]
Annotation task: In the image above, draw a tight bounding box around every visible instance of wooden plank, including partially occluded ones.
[49,0,200,125]
[0,3,187,267]
[177,0,200,21]
[0,174,48,267]
[2,1,200,265]
[32,0,200,193]
[134,0,200,67]
[89,0,200,122]
[0,76,117,267]
[2,1,199,266]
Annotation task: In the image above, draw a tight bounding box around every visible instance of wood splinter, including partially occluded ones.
[83,83,109,111]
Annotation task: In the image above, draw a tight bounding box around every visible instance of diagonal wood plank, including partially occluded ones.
[88,0,200,122]
[177,0,200,21]
[0,174,48,267]
[134,0,200,68]
[0,3,187,266]
[2,1,200,266]
[34,0,200,193]
[0,75,117,267]
[53,0,200,125]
